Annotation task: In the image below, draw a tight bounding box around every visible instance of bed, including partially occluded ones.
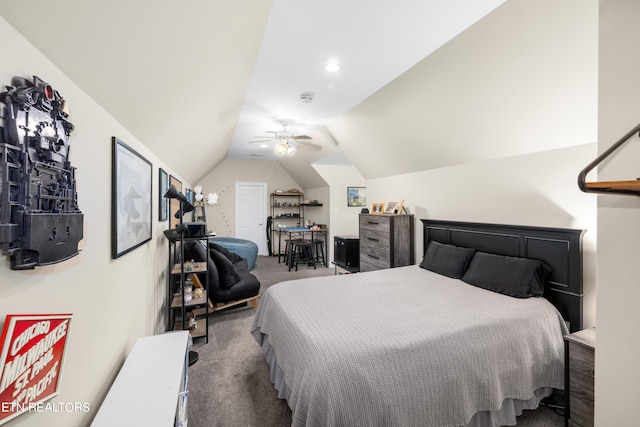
[251,219,585,427]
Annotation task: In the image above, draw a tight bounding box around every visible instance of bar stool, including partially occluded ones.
[283,239,292,265]
[284,237,304,267]
[291,241,316,271]
[313,240,325,265]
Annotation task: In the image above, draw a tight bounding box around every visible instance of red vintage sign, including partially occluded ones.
[0,314,72,425]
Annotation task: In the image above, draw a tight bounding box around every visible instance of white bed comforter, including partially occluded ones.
[251,265,568,427]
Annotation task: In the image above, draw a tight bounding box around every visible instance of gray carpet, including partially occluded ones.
[187,256,564,427]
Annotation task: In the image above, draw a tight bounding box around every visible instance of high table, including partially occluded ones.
[277,226,328,269]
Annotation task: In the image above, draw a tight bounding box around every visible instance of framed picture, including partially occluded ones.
[384,202,398,214]
[347,187,366,207]
[159,168,169,221]
[384,200,405,214]
[169,175,183,229]
[371,202,384,214]
[112,137,152,259]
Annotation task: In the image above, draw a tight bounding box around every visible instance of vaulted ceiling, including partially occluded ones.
[0,0,507,188]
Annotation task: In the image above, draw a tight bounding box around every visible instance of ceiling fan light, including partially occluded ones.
[285,144,295,156]
[275,142,287,155]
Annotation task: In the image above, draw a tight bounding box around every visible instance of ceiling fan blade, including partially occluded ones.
[297,140,322,150]
[291,135,312,140]
[248,139,273,143]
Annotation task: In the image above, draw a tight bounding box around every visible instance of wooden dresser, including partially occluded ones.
[564,328,596,427]
[359,214,414,272]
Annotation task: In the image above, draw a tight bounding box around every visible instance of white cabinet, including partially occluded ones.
[92,331,192,427]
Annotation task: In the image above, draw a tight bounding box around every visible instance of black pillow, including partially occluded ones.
[181,240,220,293]
[209,243,244,264]
[419,241,476,279]
[209,248,241,289]
[461,252,553,298]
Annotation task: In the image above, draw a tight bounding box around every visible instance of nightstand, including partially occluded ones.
[564,328,595,427]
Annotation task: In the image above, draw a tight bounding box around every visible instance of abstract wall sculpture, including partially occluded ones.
[0,76,83,270]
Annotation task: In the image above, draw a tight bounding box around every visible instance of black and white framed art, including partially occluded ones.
[112,137,152,259]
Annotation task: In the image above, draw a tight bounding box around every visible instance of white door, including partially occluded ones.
[235,182,267,255]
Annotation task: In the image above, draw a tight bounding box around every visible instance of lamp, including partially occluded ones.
[194,186,204,203]
[163,223,188,243]
[206,192,218,205]
[275,138,295,156]
[174,201,195,219]
[192,186,218,207]
[191,186,218,224]
[163,186,199,366]
[165,184,194,218]
[164,184,188,203]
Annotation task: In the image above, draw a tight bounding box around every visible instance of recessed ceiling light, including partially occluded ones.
[322,62,342,73]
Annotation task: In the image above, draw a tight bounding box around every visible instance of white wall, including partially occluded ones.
[199,159,334,262]
[366,144,597,328]
[330,0,598,328]
[311,164,366,263]
[197,158,300,238]
[0,18,185,426]
[330,0,598,182]
[301,187,330,229]
[595,0,640,423]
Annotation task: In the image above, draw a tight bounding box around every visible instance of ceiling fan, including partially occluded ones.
[250,121,321,156]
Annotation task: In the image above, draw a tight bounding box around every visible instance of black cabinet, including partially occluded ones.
[334,236,359,270]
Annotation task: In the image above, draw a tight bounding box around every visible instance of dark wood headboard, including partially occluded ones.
[421,219,585,332]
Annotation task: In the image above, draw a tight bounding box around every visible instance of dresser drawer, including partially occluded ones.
[360,253,389,272]
[360,241,390,261]
[360,230,391,271]
[360,230,390,249]
[358,213,414,272]
[359,215,391,233]
[569,394,594,427]
[569,343,595,377]
[569,369,594,400]
[568,344,594,426]
[565,329,595,427]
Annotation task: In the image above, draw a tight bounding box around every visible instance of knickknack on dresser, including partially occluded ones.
[359,213,414,272]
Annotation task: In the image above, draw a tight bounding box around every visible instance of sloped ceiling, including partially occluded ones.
[330,0,598,180]
[0,0,513,187]
[0,0,274,184]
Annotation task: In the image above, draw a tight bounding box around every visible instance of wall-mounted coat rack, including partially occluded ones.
[578,123,640,195]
